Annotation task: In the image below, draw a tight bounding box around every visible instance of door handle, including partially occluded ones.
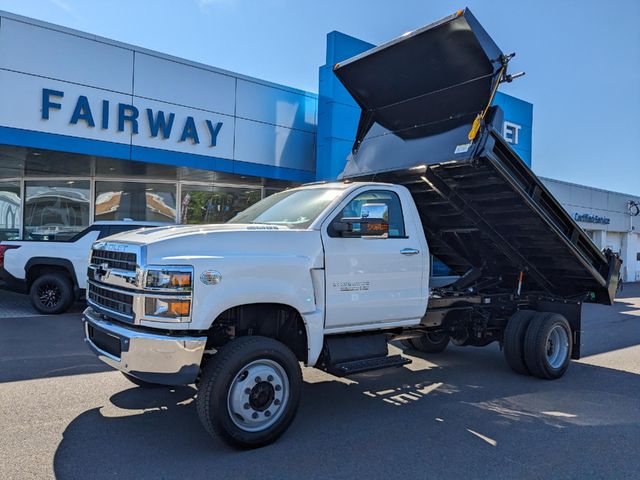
[400,248,420,256]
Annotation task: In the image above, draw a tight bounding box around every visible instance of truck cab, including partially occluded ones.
[82,182,437,445]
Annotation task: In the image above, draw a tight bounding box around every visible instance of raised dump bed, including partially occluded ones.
[334,8,620,304]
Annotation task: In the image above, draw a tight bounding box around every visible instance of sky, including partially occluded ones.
[0,0,638,194]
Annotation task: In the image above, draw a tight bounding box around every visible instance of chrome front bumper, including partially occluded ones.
[83,307,206,386]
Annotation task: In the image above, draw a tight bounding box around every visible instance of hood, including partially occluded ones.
[103,223,290,244]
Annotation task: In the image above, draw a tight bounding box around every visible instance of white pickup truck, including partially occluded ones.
[0,221,165,314]
[82,10,620,448]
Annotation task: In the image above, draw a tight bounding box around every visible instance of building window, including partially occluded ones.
[180,185,261,224]
[0,181,21,241]
[264,188,285,197]
[24,180,90,240]
[95,181,176,223]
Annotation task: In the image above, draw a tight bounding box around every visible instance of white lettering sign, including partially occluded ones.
[503,121,522,145]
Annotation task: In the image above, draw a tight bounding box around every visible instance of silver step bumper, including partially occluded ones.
[83,307,206,386]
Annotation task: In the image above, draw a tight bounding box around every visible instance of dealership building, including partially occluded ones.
[0,10,637,281]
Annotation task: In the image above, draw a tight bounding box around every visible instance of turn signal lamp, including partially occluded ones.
[145,298,191,320]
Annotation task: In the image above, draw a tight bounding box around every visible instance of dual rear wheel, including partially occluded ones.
[402,309,573,380]
[504,310,572,379]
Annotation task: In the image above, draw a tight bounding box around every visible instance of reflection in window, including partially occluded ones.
[230,188,342,228]
[339,190,405,237]
[95,182,176,222]
[181,186,261,224]
[0,182,21,241]
[24,181,90,240]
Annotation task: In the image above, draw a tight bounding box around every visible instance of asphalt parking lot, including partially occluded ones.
[0,285,638,480]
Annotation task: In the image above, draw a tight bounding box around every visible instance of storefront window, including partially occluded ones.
[95,182,177,222]
[96,157,177,180]
[264,188,285,197]
[0,146,26,179]
[180,186,261,224]
[24,180,90,240]
[25,149,92,177]
[0,182,21,241]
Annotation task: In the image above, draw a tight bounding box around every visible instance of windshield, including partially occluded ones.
[228,188,343,228]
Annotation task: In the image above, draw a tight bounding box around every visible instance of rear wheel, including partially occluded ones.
[405,331,449,353]
[196,336,302,449]
[503,310,537,375]
[29,272,73,314]
[523,313,572,380]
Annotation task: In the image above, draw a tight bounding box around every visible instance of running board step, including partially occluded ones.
[332,355,411,376]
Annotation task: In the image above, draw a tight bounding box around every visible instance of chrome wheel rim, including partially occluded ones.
[546,324,569,369]
[227,359,289,432]
[37,283,61,308]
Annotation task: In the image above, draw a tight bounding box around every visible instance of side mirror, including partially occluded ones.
[335,203,389,238]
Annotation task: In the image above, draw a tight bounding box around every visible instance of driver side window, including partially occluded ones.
[330,190,406,238]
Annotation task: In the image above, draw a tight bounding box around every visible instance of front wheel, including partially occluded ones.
[196,336,302,449]
[29,272,73,314]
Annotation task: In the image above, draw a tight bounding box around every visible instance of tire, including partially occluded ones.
[408,331,449,353]
[196,336,302,449]
[503,310,537,375]
[121,372,165,388]
[29,272,73,314]
[400,339,414,349]
[523,313,572,380]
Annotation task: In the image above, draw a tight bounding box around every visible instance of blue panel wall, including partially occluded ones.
[316,31,374,181]
[493,91,533,166]
[316,31,534,181]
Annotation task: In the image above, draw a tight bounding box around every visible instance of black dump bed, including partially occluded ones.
[334,8,621,304]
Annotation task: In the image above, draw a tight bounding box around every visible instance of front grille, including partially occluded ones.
[88,282,134,320]
[91,249,137,271]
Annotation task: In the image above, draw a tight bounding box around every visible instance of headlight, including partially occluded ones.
[145,297,191,321]
[145,267,192,291]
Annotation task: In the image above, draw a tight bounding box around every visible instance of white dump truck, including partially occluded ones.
[82,9,620,448]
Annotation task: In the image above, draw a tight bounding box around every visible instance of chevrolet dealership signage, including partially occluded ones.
[41,88,223,147]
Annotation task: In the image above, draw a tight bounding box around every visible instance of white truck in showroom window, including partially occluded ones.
[83,9,621,448]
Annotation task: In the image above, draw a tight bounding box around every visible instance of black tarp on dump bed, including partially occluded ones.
[334,9,620,304]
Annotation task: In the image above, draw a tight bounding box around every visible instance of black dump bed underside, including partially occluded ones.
[334,8,620,304]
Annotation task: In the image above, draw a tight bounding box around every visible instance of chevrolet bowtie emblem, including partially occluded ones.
[97,263,109,276]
